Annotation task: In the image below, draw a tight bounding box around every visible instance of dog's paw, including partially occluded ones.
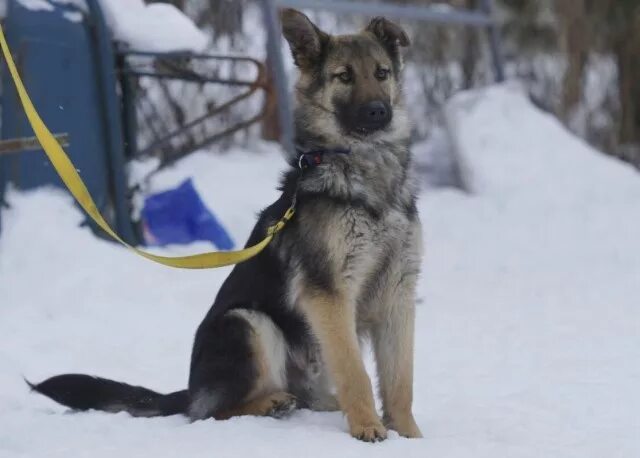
[394,423,423,439]
[385,415,423,438]
[266,392,298,419]
[350,422,388,442]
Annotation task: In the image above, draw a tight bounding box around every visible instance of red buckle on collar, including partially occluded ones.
[297,147,351,170]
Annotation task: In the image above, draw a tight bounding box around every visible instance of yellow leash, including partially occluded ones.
[0,25,294,269]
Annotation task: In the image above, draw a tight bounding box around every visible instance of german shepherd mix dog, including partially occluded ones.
[30,9,422,442]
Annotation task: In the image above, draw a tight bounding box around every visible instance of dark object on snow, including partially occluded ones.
[141,178,234,250]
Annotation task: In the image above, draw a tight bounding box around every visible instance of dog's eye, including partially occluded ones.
[375,68,390,81]
[336,71,352,84]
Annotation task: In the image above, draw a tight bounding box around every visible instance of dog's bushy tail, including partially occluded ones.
[28,374,188,417]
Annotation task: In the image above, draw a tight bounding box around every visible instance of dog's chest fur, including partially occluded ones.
[284,142,421,322]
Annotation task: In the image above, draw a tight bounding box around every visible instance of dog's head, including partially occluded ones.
[281,9,410,145]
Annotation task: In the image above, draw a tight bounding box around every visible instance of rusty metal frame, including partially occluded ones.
[117,50,269,169]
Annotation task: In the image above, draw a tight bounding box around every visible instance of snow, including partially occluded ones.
[62,10,83,23]
[98,0,208,52]
[1,85,639,457]
[9,0,208,51]
[51,0,87,13]
[15,0,54,12]
[14,0,86,14]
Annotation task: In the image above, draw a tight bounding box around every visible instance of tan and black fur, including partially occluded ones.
[29,9,423,442]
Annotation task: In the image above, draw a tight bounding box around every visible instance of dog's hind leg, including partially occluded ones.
[188,308,295,421]
[216,391,297,420]
[308,371,340,412]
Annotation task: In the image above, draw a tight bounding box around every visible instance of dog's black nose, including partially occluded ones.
[357,100,391,130]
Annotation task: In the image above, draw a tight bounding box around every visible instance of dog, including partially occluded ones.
[30,9,423,442]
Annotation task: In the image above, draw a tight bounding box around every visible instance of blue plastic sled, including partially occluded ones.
[141,178,234,250]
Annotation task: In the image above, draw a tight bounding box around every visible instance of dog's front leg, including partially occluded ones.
[372,280,422,438]
[300,291,386,442]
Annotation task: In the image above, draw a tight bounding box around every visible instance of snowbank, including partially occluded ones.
[99,0,208,52]
[0,85,638,457]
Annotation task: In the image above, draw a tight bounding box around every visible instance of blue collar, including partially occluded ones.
[296,147,351,170]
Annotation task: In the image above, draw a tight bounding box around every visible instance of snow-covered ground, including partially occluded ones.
[1,85,638,457]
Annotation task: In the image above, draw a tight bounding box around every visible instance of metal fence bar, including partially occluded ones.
[479,0,505,82]
[261,0,296,156]
[275,0,493,26]
[86,0,138,244]
[0,134,70,155]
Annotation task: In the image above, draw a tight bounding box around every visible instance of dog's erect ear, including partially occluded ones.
[366,17,410,54]
[281,9,329,69]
